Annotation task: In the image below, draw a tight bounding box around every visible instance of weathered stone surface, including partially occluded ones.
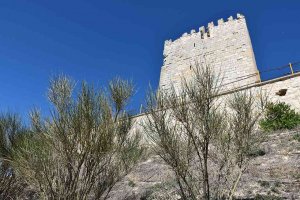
[157,13,300,111]
[260,75,300,111]
[159,13,259,93]
[107,130,300,200]
[107,156,175,200]
[131,74,300,140]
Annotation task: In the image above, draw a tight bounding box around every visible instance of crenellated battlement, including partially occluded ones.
[160,13,258,93]
[164,13,246,48]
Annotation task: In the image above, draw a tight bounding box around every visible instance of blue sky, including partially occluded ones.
[0,0,300,120]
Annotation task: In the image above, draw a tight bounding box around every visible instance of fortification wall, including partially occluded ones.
[133,13,300,139]
[132,74,300,141]
[260,74,300,111]
[159,13,259,92]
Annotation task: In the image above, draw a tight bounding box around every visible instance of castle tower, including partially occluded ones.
[159,13,259,93]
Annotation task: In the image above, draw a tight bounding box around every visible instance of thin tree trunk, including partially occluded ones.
[203,146,210,200]
[229,167,244,200]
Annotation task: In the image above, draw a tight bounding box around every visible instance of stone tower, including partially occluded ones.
[159,13,259,92]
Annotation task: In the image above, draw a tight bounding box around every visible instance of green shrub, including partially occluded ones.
[247,149,266,157]
[271,186,280,194]
[293,133,300,142]
[258,180,270,187]
[259,102,300,131]
[128,180,136,187]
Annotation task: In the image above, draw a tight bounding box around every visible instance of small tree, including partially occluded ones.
[144,61,266,200]
[226,91,265,200]
[12,76,143,200]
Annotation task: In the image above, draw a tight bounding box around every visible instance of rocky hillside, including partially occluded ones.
[107,130,300,200]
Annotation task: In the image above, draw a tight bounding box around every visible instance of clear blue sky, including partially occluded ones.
[0,0,300,120]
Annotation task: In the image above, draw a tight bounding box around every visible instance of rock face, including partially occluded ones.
[107,156,175,200]
[235,130,300,199]
[107,130,300,200]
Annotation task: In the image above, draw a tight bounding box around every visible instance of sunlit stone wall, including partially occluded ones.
[159,13,259,93]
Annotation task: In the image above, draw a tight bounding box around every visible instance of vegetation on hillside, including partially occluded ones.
[0,68,299,200]
[0,76,143,200]
[259,102,300,131]
[0,113,28,199]
[143,61,268,200]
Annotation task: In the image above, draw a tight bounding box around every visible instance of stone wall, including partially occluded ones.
[133,13,300,137]
[132,73,300,141]
[260,74,300,111]
[159,13,259,93]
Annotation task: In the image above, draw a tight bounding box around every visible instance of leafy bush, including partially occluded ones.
[259,102,300,131]
[128,180,136,187]
[247,148,266,157]
[293,133,300,142]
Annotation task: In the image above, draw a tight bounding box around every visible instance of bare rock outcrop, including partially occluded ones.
[107,130,300,200]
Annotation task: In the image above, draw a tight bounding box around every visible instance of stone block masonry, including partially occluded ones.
[159,13,259,93]
[130,14,300,139]
[260,74,300,111]
[131,73,300,143]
